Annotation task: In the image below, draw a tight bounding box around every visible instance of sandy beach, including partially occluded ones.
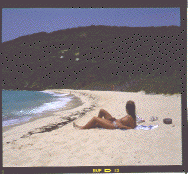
[3,89,182,166]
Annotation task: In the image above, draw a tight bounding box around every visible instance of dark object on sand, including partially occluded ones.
[163,118,172,124]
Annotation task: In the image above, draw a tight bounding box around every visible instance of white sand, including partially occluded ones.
[3,89,182,166]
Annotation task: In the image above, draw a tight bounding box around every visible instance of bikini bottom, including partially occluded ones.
[112,121,119,129]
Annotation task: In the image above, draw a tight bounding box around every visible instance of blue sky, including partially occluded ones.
[2,8,180,43]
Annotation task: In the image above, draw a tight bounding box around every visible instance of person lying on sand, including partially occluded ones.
[73,100,140,129]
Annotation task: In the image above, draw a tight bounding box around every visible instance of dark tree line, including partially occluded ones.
[1,25,184,94]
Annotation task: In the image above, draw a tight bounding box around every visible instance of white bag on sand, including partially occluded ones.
[136,115,145,123]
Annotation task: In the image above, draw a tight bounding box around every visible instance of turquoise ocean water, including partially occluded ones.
[2,90,72,127]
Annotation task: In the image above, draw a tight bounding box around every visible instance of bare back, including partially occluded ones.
[115,115,136,129]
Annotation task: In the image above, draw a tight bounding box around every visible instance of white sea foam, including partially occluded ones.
[30,91,72,114]
[2,116,32,127]
[31,97,72,114]
[40,90,69,97]
[13,93,72,115]
[3,90,73,127]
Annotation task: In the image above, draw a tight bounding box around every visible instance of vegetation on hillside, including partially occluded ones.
[1,25,184,94]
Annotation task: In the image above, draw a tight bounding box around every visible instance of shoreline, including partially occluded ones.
[3,89,181,166]
[2,93,83,132]
[3,89,97,142]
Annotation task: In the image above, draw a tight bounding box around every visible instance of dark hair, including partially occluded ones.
[126,100,136,120]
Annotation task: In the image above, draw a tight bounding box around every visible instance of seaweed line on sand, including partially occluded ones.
[5,104,96,144]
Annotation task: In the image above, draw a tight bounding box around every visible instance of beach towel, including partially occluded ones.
[134,125,159,130]
[99,125,158,130]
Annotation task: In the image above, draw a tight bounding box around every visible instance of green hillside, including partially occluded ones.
[1,25,184,94]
